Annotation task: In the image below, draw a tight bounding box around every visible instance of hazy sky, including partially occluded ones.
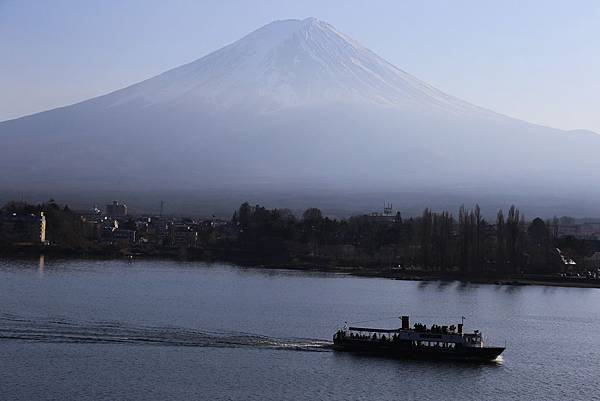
[1,0,599,132]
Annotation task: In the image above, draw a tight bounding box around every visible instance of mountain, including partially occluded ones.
[1,17,599,204]
[99,18,489,116]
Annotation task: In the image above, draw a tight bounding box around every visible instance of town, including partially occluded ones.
[2,199,600,285]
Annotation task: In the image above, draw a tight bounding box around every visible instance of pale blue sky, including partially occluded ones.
[1,0,599,132]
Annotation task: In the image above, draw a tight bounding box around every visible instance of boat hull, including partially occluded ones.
[332,339,504,362]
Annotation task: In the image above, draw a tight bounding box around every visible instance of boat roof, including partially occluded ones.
[348,326,401,333]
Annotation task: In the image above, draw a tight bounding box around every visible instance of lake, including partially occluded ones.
[1,257,599,400]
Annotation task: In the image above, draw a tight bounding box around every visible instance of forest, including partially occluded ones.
[230,202,592,275]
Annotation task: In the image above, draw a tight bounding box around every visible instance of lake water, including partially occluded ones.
[1,258,600,400]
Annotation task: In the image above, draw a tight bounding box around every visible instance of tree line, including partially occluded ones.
[231,202,576,274]
[2,199,593,274]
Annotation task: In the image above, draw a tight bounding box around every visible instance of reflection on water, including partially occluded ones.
[435,280,454,290]
[38,255,45,275]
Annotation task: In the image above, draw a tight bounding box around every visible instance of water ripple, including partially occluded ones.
[0,313,332,352]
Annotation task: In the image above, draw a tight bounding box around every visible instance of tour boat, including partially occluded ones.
[332,316,504,362]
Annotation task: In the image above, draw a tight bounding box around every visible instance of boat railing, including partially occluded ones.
[337,328,484,346]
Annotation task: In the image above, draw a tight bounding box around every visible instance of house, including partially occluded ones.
[0,212,46,244]
[170,223,198,248]
[112,229,137,246]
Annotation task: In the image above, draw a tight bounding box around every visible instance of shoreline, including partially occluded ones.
[2,246,599,289]
[257,263,600,288]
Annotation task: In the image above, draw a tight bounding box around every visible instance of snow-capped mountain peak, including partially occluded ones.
[106,18,490,116]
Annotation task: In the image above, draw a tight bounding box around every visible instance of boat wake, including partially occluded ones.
[0,313,332,352]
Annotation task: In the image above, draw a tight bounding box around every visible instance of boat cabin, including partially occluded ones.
[334,316,485,348]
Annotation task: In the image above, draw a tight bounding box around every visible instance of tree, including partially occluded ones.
[527,218,548,244]
[506,205,522,273]
[457,205,471,273]
[496,209,506,272]
[238,202,252,229]
[474,204,482,271]
[419,208,433,268]
[432,211,453,272]
[302,208,323,222]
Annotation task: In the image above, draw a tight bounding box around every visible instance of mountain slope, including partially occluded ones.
[1,17,599,196]
[97,18,491,116]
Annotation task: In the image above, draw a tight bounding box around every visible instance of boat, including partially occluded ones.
[332,315,504,362]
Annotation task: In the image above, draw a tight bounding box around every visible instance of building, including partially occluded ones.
[556,248,576,272]
[105,201,128,217]
[0,212,46,244]
[111,229,137,246]
[78,205,102,221]
[170,222,198,248]
[151,217,170,245]
[580,223,600,239]
[557,222,600,240]
[97,218,120,244]
[364,203,400,224]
